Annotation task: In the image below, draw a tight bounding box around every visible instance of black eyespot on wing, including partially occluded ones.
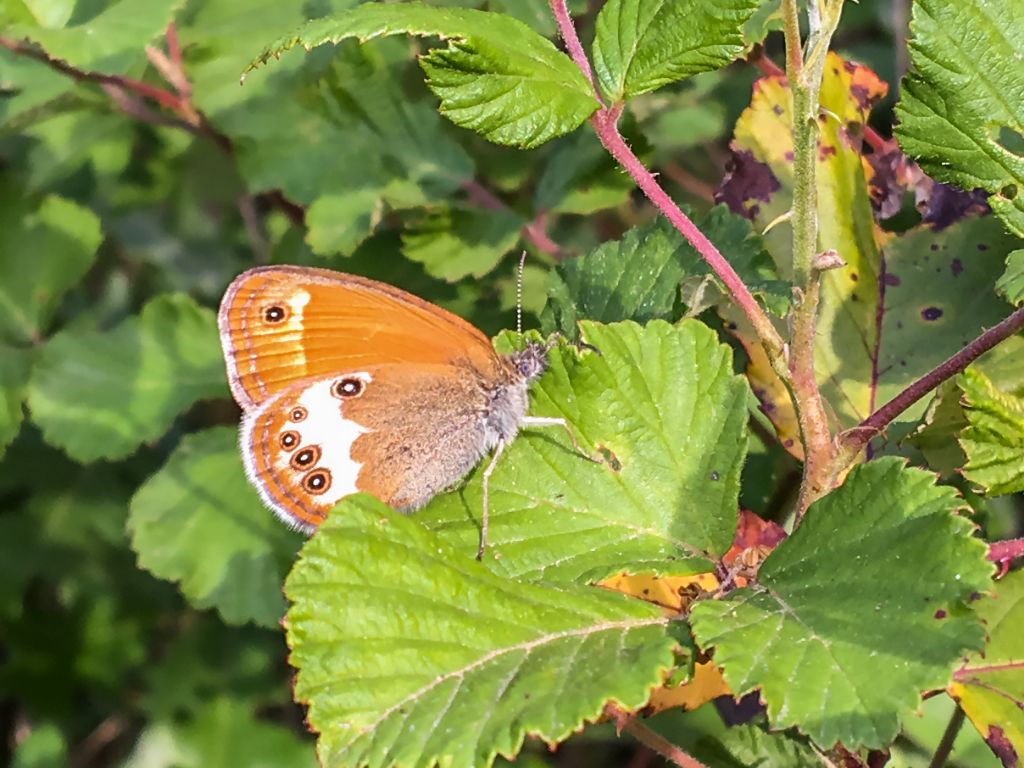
[264,305,287,323]
[332,377,365,398]
[280,431,299,450]
[291,445,321,470]
[290,406,307,422]
[304,469,331,495]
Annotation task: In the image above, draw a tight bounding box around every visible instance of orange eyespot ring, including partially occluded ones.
[290,406,307,423]
[280,431,299,450]
[304,469,331,495]
[290,445,321,470]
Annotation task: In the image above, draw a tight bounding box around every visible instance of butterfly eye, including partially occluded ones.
[290,406,307,422]
[280,431,299,450]
[333,377,365,398]
[291,445,321,470]
[263,305,287,323]
[303,469,331,495]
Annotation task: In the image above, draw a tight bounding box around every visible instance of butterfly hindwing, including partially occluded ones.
[240,365,500,529]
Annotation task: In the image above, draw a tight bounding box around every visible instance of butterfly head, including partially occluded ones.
[509,341,550,383]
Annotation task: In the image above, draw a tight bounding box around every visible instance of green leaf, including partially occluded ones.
[401,205,524,281]
[959,368,1024,496]
[246,3,599,148]
[676,205,789,317]
[286,495,676,768]
[591,0,760,103]
[0,187,103,343]
[649,705,821,768]
[420,320,749,582]
[896,0,1024,238]
[0,345,32,459]
[223,39,474,258]
[690,458,992,749]
[129,427,302,627]
[545,209,786,336]
[27,294,227,463]
[951,570,1024,764]
[11,723,67,768]
[122,698,315,768]
[720,56,1019,444]
[452,0,587,37]
[140,615,289,720]
[996,250,1024,306]
[5,0,183,74]
[545,220,690,334]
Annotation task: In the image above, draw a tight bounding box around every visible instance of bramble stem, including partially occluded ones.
[835,306,1024,467]
[989,537,1024,566]
[604,704,709,768]
[591,109,787,358]
[927,706,965,768]
[781,0,845,518]
[549,0,602,102]
[549,0,787,368]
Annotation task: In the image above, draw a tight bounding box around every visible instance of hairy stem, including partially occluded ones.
[989,537,1024,566]
[549,0,602,101]
[927,705,965,768]
[604,704,708,768]
[592,109,786,357]
[834,305,1024,469]
[782,0,846,517]
[549,0,787,366]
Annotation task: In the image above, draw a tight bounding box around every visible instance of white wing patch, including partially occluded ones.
[284,375,371,505]
[239,372,372,532]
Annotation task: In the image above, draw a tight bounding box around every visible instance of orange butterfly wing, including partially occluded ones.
[218,266,502,409]
[219,266,511,529]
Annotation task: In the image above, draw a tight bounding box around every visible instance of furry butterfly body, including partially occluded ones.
[218,266,555,552]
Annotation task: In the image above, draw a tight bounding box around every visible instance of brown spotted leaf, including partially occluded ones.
[949,570,1024,767]
[717,53,1018,453]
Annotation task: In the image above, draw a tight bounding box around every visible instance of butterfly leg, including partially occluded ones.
[520,416,602,463]
[477,437,506,561]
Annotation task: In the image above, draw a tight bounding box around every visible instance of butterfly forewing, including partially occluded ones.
[218,266,502,409]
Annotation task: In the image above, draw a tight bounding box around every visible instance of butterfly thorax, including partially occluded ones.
[484,342,549,444]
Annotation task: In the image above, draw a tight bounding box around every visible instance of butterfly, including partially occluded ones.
[218,265,584,558]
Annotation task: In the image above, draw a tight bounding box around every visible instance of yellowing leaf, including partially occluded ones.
[646,661,732,714]
[948,571,1024,767]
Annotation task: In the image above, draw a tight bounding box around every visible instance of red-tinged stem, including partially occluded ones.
[0,36,184,110]
[988,537,1024,566]
[590,108,786,356]
[956,660,1024,679]
[837,306,1024,459]
[549,0,602,103]
[2,32,305,227]
[604,704,708,768]
[166,22,183,71]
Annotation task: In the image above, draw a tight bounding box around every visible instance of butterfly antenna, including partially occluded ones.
[516,250,527,335]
